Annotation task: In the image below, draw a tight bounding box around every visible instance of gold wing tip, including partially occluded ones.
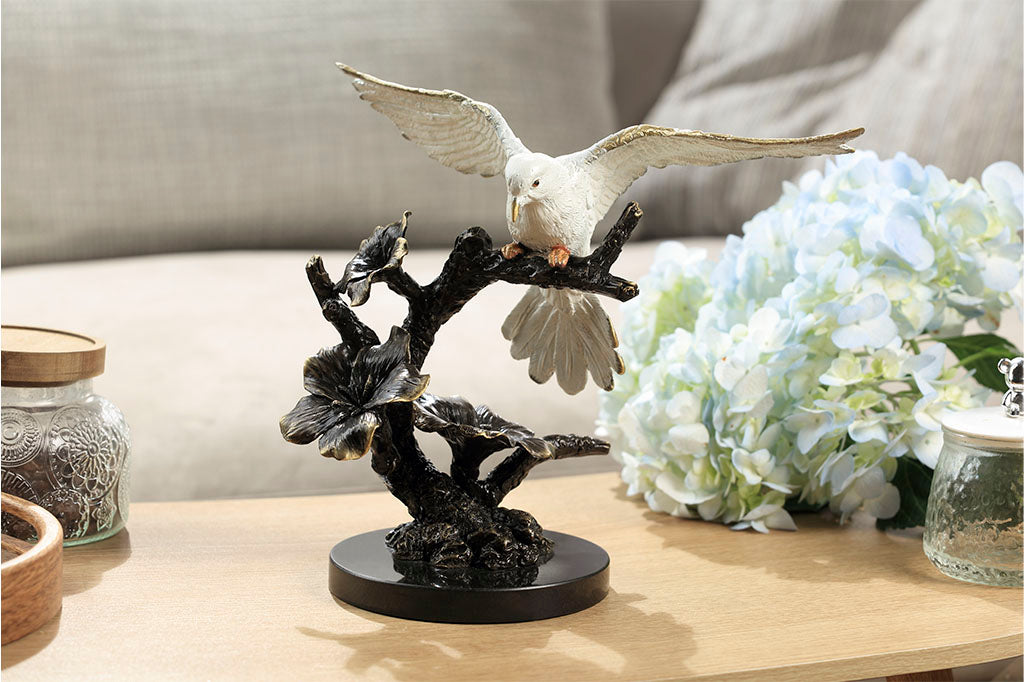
[614,352,626,375]
[336,63,378,92]
[831,127,865,153]
[337,63,369,92]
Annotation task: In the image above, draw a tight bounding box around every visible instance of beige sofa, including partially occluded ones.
[3,0,1021,501]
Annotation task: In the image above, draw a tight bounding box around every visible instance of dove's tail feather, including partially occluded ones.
[501,286,625,395]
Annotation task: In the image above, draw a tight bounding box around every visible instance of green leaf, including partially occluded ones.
[876,456,933,530]
[935,333,1022,392]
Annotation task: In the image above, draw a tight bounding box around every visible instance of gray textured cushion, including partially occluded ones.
[9,0,1016,262]
[625,0,1024,241]
[2,240,723,502]
[1,0,617,265]
[608,0,700,126]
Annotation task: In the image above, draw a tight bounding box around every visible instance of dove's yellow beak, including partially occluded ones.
[511,197,520,223]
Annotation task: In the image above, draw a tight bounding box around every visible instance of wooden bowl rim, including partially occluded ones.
[1,492,64,568]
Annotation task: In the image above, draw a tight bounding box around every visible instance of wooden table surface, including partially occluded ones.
[2,472,1020,681]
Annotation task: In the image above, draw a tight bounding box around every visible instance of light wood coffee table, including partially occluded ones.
[2,472,1020,681]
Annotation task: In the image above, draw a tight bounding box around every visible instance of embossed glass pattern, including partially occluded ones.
[1,380,130,546]
[923,438,1023,587]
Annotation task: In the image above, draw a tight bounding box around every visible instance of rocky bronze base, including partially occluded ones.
[330,529,610,623]
[385,507,553,570]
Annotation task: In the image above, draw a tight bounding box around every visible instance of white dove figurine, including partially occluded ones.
[337,63,864,395]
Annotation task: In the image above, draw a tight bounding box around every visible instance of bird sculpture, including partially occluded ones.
[337,63,864,395]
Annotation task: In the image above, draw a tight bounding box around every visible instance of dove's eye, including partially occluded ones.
[532,179,540,188]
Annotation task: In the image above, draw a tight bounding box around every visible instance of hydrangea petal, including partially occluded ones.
[665,391,701,422]
[905,343,946,394]
[698,497,722,520]
[910,430,943,468]
[764,508,797,531]
[849,418,888,444]
[785,410,834,454]
[732,366,768,403]
[981,161,1024,226]
[886,215,935,271]
[838,489,862,516]
[979,255,1022,292]
[666,424,709,455]
[656,470,718,505]
[831,314,898,349]
[863,483,900,519]
[852,466,887,498]
[713,356,746,390]
[820,354,863,386]
[828,453,855,493]
[646,487,693,517]
[731,450,762,485]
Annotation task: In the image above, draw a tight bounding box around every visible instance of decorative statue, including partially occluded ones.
[279,65,864,622]
[281,206,642,621]
[336,63,863,395]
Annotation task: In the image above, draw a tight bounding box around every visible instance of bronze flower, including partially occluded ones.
[339,212,410,306]
[280,326,429,460]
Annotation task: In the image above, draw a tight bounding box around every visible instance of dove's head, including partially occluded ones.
[505,153,567,213]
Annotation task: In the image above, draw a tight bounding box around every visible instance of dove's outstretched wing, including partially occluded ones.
[337,63,528,178]
[573,125,865,224]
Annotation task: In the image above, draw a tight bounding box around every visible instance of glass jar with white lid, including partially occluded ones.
[923,358,1023,588]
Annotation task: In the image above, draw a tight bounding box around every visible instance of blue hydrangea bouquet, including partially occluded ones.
[598,152,1023,532]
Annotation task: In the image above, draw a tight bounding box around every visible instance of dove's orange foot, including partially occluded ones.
[548,244,571,268]
[501,242,525,260]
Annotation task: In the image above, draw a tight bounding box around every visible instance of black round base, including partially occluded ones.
[329,529,610,623]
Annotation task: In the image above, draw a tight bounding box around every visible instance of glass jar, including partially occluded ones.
[923,405,1023,587]
[1,326,131,546]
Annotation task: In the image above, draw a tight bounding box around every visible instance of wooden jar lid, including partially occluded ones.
[1,325,106,386]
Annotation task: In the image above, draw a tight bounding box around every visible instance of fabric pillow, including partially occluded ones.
[607,0,701,127]
[623,0,1024,241]
[1,0,617,265]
